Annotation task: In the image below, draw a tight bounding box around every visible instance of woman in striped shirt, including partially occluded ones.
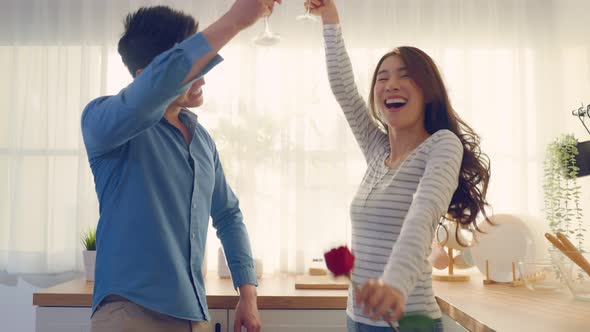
[307,1,491,331]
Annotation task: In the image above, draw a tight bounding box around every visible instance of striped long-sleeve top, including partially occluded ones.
[323,24,464,326]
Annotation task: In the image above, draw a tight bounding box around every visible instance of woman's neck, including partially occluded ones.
[386,125,430,168]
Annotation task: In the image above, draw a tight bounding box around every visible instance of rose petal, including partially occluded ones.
[324,246,355,276]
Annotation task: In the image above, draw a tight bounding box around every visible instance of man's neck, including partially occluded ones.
[164,106,192,144]
[164,106,182,124]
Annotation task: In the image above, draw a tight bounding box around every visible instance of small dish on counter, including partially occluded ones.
[517,259,566,292]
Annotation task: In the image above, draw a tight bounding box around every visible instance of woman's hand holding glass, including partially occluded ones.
[229,0,282,31]
[296,0,319,22]
[252,0,282,46]
[253,16,281,46]
[304,0,339,25]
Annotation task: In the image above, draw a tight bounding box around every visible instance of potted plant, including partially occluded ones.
[543,134,586,249]
[81,227,96,281]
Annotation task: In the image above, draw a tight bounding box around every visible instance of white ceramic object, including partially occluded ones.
[511,214,552,260]
[436,219,474,250]
[82,250,96,281]
[218,247,231,279]
[470,214,536,282]
[430,243,450,270]
[254,258,263,278]
[202,248,207,278]
[453,249,475,269]
[217,247,262,279]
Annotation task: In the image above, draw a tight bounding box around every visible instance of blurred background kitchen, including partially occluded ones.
[1,0,590,331]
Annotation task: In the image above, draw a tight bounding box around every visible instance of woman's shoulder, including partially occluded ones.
[430,129,462,148]
[424,129,463,161]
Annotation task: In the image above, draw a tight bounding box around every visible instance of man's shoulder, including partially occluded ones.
[81,95,116,132]
[81,95,114,118]
[85,95,115,108]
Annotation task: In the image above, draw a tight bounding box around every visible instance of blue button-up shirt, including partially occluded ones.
[81,32,257,321]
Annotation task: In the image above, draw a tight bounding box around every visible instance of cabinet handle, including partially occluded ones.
[215,322,221,332]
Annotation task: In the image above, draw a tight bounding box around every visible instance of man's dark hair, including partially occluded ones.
[118,6,198,77]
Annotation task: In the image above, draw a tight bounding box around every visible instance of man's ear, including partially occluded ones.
[135,68,143,77]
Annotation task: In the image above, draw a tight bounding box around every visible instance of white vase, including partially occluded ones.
[217,247,231,279]
[254,258,263,278]
[82,250,96,281]
[202,247,207,278]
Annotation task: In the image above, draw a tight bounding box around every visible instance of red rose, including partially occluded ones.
[324,246,355,277]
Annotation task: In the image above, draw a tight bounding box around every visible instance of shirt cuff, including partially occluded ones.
[323,23,340,31]
[323,24,341,44]
[178,32,212,61]
[230,266,258,290]
[174,32,224,92]
[381,270,410,301]
[177,32,224,80]
[323,24,341,37]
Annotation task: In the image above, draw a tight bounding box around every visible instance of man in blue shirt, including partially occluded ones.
[81,1,280,331]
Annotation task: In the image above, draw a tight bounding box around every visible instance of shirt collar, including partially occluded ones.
[179,108,199,127]
[161,108,199,130]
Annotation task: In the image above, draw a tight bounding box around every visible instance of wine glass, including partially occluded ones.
[296,1,317,23]
[253,16,280,46]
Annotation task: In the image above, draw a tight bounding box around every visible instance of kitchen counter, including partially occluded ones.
[33,272,590,332]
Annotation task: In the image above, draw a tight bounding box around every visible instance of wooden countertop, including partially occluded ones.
[32,274,347,310]
[33,272,590,332]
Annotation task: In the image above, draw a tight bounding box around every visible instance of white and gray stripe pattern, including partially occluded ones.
[323,24,463,326]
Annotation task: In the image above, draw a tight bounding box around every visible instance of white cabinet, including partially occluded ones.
[229,309,346,332]
[35,307,228,332]
[35,307,466,332]
[227,310,467,332]
[210,308,229,332]
[441,313,469,332]
[35,307,91,332]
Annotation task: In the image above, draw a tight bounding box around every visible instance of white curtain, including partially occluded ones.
[1,0,589,276]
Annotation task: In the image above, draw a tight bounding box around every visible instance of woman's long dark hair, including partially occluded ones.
[368,47,491,232]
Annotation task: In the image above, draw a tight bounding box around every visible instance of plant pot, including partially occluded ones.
[575,140,590,177]
[217,247,231,279]
[82,250,96,281]
[202,247,207,278]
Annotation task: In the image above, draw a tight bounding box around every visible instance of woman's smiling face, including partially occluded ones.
[373,55,425,131]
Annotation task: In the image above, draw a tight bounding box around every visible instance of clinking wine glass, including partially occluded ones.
[296,2,317,23]
[253,16,280,46]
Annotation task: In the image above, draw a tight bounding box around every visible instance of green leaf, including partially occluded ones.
[398,314,436,331]
[543,133,586,247]
[81,227,96,251]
